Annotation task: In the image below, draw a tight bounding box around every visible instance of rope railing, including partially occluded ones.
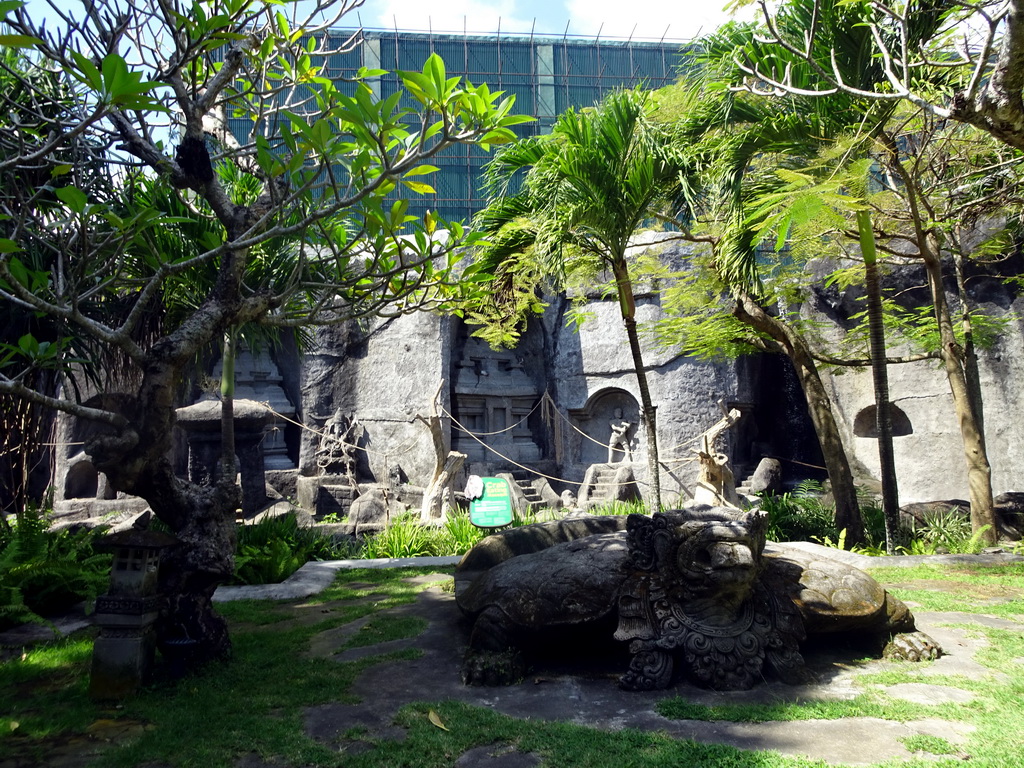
[195,395,774,495]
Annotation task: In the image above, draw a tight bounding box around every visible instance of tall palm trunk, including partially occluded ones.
[734,291,864,546]
[857,211,901,553]
[612,258,661,512]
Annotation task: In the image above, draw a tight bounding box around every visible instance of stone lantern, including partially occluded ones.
[89,529,179,699]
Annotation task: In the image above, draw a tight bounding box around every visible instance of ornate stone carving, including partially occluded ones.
[314,409,360,482]
[615,510,806,690]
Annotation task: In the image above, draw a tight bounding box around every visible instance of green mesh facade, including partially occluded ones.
[230,31,687,224]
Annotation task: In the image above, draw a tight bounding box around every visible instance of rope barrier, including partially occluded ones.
[440,405,592,487]
[214,396,772,495]
[256,402,422,460]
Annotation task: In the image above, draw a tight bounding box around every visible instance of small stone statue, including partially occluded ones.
[315,409,359,483]
[608,408,633,463]
[560,489,578,511]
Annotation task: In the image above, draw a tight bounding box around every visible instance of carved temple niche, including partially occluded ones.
[64,456,99,500]
[450,334,545,470]
[569,388,641,466]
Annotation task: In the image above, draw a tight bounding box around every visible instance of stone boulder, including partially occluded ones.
[995,493,1024,539]
[748,457,783,495]
[349,488,390,535]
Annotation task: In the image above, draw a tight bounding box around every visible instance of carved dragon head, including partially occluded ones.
[626,506,767,603]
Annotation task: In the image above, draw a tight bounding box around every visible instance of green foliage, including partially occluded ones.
[442,511,487,552]
[470,88,689,344]
[759,481,839,543]
[911,509,992,556]
[0,506,111,630]
[360,511,487,559]
[588,499,647,516]
[231,514,355,585]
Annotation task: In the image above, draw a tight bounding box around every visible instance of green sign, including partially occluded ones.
[469,477,515,528]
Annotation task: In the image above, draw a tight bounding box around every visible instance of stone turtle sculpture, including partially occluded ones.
[455,506,940,690]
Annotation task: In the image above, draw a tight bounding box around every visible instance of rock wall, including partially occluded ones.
[822,315,1024,504]
[299,313,453,488]
[806,258,1024,504]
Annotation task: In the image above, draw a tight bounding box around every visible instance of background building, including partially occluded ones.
[308,29,688,222]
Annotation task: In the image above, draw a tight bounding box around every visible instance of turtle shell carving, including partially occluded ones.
[455,505,939,690]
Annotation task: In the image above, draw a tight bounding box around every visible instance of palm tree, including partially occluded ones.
[474,89,690,512]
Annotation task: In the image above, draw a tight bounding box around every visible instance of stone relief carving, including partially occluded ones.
[314,409,360,484]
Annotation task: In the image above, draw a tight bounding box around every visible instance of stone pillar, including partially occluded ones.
[90,530,179,699]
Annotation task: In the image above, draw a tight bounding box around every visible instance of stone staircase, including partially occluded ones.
[735,465,757,497]
[735,458,782,497]
[509,469,545,510]
[578,463,641,510]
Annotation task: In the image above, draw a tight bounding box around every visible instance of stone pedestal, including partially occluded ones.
[211,346,296,470]
[297,474,357,520]
[176,399,270,517]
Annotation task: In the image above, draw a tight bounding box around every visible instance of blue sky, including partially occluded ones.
[18,0,761,43]
[357,0,759,41]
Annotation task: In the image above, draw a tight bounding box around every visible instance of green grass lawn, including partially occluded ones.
[1,562,1022,767]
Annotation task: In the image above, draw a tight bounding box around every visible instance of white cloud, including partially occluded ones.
[564,0,758,40]
[363,0,536,34]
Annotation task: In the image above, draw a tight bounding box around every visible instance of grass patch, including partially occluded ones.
[901,734,958,755]
[656,691,945,724]
[865,562,1024,618]
[0,567,442,767]
[340,614,428,650]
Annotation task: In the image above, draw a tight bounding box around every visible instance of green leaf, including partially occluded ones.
[0,33,41,47]
[55,186,87,213]
[68,51,102,91]
[18,333,39,357]
[402,180,435,195]
[402,165,438,178]
[0,238,20,254]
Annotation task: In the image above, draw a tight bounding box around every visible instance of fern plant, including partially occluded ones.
[0,505,112,630]
[230,513,354,584]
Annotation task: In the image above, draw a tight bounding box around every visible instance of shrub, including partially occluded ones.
[759,480,839,543]
[361,514,437,559]
[916,509,991,555]
[231,514,355,585]
[0,505,111,629]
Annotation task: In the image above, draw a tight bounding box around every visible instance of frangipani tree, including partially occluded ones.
[0,0,527,663]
